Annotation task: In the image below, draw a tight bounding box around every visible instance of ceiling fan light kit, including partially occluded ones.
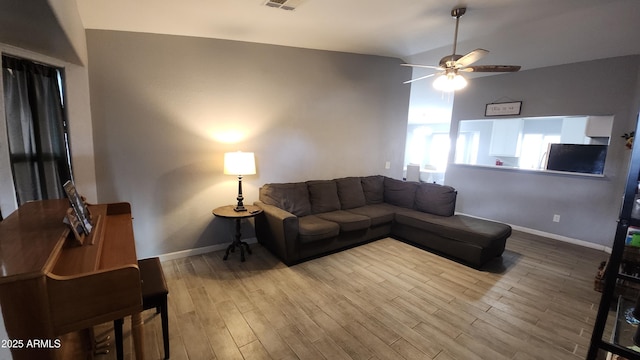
[402,6,521,91]
[433,72,467,92]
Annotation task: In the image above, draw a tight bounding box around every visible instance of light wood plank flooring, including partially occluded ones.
[95,230,608,359]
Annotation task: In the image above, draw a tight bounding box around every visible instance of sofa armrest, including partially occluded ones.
[254,201,300,265]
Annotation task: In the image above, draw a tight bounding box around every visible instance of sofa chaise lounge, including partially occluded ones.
[254,175,511,268]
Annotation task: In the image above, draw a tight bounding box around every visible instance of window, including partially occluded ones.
[404,124,451,184]
[455,131,479,165]
[2,55,72,206]
[519,134,561,170]
[429,133,451,171]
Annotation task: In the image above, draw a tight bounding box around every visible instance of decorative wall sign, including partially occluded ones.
[485,101,522,116]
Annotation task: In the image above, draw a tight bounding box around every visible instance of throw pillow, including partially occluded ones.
[383,177,418,208]
[335,177,366,209]
[414,183,457,216]
[259,183,311,217]
[361,175,384,204]
[307,180,341,214]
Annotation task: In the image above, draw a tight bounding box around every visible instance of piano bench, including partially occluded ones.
[114,257,169,360]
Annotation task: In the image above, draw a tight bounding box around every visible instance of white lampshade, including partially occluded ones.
[224,151,256,175]
[433,72,468,92]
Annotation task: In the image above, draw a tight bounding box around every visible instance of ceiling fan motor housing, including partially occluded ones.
[451,7,466,18]
[440,54,463,68]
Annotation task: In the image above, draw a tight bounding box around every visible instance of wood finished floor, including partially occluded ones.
[95,230,608,360]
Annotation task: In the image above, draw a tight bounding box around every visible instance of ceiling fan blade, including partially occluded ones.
[454,49,489,68]
[403,73,436,84]
[401,63,442,70]
[463,65,522,73]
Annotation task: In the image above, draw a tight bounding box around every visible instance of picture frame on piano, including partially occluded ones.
[63,180,93,235]
[64,207,86,245]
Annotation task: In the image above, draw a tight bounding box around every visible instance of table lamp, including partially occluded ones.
[224,151,256,212]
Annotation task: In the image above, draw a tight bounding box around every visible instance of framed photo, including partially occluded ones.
[485,101,522,116]
[64,208,86,245]
[63,180,93,235]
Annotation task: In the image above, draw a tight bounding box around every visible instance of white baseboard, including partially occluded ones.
[158,237,258,262]
[157,216,614,262]
[456,212,612,253]
[508,224,612,253]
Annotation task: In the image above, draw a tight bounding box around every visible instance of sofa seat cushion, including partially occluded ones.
[298,215,340,244]
[395,212,511,248]
[346,204,399,227]
[315,210,371,232]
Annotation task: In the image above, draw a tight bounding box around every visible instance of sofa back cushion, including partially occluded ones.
[414,183,457,216]
[259,183,311,217]
[383,177,418,208]
[307,180,341,214]
[361,175,385,204]
[335,177,366,209]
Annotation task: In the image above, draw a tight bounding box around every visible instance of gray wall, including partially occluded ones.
[0,0,97,216]
[0,0,86,65]
[86,30,411,257]
[447,55,640,248]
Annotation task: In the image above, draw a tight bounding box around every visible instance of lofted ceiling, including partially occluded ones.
[75,0,640,72]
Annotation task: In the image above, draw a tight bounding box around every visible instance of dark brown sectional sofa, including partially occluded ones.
[254,175,511,268]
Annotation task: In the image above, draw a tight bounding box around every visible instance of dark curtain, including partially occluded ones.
[2,56,71,205]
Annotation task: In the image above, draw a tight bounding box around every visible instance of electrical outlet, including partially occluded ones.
[385,161,391,169]
[553,214,560,222]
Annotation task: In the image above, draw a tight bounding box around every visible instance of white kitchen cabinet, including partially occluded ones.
[489,119,523,157]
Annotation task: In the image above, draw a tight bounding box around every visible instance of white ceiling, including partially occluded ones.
[75,0,640,71]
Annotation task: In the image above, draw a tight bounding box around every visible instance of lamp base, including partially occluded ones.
[233,175,249,212]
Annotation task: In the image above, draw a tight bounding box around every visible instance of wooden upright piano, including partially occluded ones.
[0,199,145,359]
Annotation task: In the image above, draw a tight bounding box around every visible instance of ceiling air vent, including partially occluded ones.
[264,0,304,11]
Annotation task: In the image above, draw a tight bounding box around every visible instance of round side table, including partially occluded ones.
[212,205,262,262]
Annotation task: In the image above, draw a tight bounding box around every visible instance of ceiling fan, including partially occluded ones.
[403,7,521,91]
